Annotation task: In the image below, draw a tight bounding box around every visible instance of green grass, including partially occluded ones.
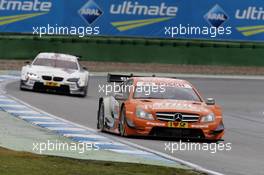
[0,147,204,175]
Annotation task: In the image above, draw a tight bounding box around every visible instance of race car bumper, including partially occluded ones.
[20,79,35,90]
[20,79,86,95]
[125,116,224,140]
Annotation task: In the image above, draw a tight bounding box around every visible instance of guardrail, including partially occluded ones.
[0,35,264,66]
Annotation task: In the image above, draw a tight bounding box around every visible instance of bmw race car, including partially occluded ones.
[20,52,89,97]
[97,74,224,141]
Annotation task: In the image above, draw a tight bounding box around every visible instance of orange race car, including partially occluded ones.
[97,74,224,141]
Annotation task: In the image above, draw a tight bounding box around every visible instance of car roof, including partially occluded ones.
[132,77,193,87]
[36,52,78,62]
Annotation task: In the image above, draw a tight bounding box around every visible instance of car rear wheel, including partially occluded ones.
[119,107,128,137]
[97,102,105,131]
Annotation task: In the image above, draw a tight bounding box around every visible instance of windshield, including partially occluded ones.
[134,86,201,101]
[33,58,78,70]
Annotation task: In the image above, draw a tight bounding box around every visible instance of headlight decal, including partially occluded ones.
[67,78,80,82]
[136,107,154,120]
[26,72,38,79]
[201,113,215,122]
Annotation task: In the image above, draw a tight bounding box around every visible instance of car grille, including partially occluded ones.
[149,127,205,139]
[53,77,64,82]
[156,112,200,122]
[42,76,52,81]
[42,76,64,82]
[34,82,69,93]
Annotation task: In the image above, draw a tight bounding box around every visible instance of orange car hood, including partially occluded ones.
[134,99,211,115]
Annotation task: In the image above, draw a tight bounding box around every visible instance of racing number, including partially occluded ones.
[168,122,188,128]
[178,122,188,128]
[168,121,176,128]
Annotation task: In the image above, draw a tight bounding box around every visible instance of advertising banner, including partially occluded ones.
[0,0,263,42]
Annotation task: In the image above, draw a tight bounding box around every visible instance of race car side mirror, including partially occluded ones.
[24,61,30,65]
[206,98,215,105]
[115,93,125,100]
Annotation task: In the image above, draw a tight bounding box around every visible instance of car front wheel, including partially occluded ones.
[76,86,87,97]
[97,102,105,131]
[119,107,128,137]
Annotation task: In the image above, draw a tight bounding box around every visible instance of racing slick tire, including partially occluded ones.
[119,106,128,137]
[20,81,25,91]
[80,86,88,97]
[97,101,105,131]
[20,80,30,91]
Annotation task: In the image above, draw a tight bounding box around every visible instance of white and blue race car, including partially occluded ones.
[20,52,89,97]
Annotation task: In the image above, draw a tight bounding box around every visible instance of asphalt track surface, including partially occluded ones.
[6,76,264,175]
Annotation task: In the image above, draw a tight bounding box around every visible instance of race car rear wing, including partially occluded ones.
[107,73,134,83]
[107,73,160,83]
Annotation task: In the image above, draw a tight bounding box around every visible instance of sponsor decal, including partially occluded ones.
[146,122,165,127]
[149,102,202,112]
[237,25,264,36]
[109,1,178,31]
[235,6,264,36]
[235,6,264,20]
[79,0,103,25]
[204,4,229,28]
[0,0,52,26]
[191,124,209,128]
[126,111,133,114]
[136,80,192,88]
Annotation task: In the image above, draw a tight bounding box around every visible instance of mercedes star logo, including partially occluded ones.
[174,113,183,121]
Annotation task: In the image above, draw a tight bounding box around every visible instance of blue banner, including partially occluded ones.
[0,0,263,42]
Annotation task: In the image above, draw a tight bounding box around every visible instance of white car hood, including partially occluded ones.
[29,65,79,77]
